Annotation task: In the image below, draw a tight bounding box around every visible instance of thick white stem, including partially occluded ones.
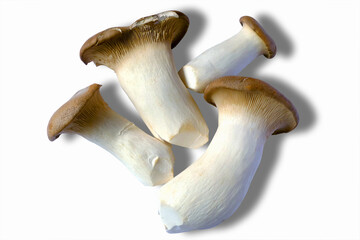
[114,42,208,148]
[77,108,174,186]
[159,116,267,232]
[179,25,266,92]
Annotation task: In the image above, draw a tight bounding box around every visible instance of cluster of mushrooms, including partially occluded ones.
[47,10,299,233]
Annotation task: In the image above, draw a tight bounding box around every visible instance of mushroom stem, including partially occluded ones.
[47,84,174,186]
[76,104,173,186]
[114,42,208,148]
[158,76,298,233]
[179,16,276,93]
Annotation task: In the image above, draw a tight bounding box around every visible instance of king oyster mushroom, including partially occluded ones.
[158,76,299,233]
[80,10,209,148]
[179,16,276,93]
[47,84,174,186]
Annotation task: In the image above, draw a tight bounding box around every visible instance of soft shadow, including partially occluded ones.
[100,81,151,135]
[62,133,77,142]
[173,145,192,177]
[190,90,218,149]
[264,77,316,132]
[173,8,206,70]
[241,14,295,77]
[258,14,294,57]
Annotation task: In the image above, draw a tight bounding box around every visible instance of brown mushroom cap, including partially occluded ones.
[47,84,103,141]
[80,10,189,68]
[204,76,299,135]
[240,16,276,59]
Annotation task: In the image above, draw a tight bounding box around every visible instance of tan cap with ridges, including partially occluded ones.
[240,16,276,59]
[204,76,299,135]
[47,84,102,141]
[79,10,189,67]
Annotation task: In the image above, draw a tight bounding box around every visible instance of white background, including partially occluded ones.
[1,0,359,239]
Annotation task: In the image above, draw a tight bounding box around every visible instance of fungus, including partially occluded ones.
[47,84,174,186]
[179,16,276,93]
[158,76,298,232]
[80,10,209,148]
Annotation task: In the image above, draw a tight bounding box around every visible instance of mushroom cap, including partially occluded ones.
[80,10,189,67]
[47,84,101,141]
[240,16,276,59]
[204,76,299,135]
